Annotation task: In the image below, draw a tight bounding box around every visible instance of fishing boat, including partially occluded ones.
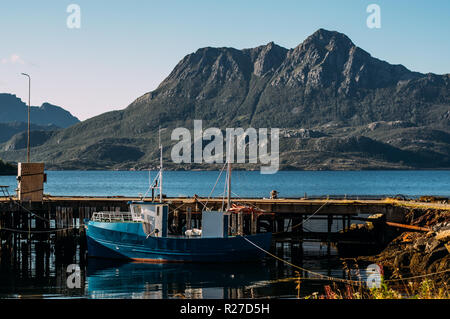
[85,135,272,263]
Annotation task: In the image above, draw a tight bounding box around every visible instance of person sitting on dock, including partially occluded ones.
[270,190,278,199]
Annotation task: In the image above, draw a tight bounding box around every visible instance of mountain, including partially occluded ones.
[0,122,59,143]
[0,93,79,151]
[0,93,80,128]
[0,29,449,170]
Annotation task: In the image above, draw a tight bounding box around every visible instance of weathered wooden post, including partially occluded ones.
[186,207,192,231]
[237,211,244,235]
[327,215,333,255]
[250,212,257,234]
[173,209,179,232]
[230,212,236,235]
[277,217,284,233]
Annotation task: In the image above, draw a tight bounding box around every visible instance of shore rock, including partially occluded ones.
[356,209,450,284]
[436,229,450,242]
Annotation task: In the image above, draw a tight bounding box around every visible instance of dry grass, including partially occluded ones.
[302,279,450,299]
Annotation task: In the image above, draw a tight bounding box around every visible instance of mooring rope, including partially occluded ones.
[170,201,188,212]
[383,269,450,283]
[8,198,51,223]
[242,235,450,287]
[240,235,364,286]
[273,200,329,235]
[0,225,82,234]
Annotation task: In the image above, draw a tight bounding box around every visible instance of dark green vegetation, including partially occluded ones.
[0,29,449,170]
[0,122,59,144]
[0,158,16,175]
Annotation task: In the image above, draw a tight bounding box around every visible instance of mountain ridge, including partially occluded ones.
[0,93,80,128]
[0,29,449,170]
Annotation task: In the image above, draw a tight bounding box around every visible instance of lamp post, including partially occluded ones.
[21,73,31,163]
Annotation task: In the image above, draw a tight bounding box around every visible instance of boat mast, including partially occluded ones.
[159,127,163,203]
[226,143,232,211]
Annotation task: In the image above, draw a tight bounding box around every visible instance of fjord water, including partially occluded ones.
[1,170,450,197]
[0,240,360,299]
[0,170,449,299]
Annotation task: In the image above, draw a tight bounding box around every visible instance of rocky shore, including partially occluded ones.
[358,208,450,284]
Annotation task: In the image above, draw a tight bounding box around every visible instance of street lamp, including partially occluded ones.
[21,73,31,163]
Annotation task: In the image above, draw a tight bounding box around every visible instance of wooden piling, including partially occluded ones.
[327,215,333,255]
[186,207,192,231]
[237,212,244,235]
[250,212,257,235]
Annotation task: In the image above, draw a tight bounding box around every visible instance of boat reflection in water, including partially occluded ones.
[86,258,272,299]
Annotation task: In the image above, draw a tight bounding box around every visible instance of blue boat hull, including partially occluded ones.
[86,220,272,263]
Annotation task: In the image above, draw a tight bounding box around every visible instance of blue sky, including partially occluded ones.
[1,0,449,121]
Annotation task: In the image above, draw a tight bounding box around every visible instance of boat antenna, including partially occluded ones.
[142,127,164,202]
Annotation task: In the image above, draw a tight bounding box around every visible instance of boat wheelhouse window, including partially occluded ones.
[130,204,144,222]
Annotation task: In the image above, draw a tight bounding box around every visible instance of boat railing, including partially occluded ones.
[91,211,133,223]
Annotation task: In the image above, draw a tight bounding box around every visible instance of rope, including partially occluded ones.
[143,171,160,199]
[240,235,364,286]
[170,201,187,212]
[0,226,82,234]
[242,236,450,287]
[221,167,228,211]
[273,200,329,235]
[230,191,270,213]
[202,162,228,212]
[246,275,360,290]
[10,199,51,223]
[195,198,210,211]
[1,195,83,235]
[384,269,450,283]
[291,200,329,231]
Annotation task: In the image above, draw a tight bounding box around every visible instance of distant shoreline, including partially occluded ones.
[29,167,450,172]
[0,172,15,176]
[0,160,16,176]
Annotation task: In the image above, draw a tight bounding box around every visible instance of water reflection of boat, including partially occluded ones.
[86,258,271,299]
[85,139,272,263]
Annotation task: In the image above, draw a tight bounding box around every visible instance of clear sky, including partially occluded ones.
[1,0,449,121]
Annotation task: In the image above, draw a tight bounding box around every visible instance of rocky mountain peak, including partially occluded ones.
[269,29,423,94]
[244,41,288,76]
[301,28,355,51]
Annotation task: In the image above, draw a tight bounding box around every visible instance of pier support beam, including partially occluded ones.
[250,212,257,235]
[237,212,244,235]
[186,207,192,231]
[327,215,333,255]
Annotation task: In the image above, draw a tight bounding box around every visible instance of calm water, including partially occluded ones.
[1,170,450,197]
[0,241,369,299]
[0,170,448,299]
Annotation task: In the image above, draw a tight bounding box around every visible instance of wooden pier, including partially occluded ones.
[1,194,448,238]
[0,193,449,270]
